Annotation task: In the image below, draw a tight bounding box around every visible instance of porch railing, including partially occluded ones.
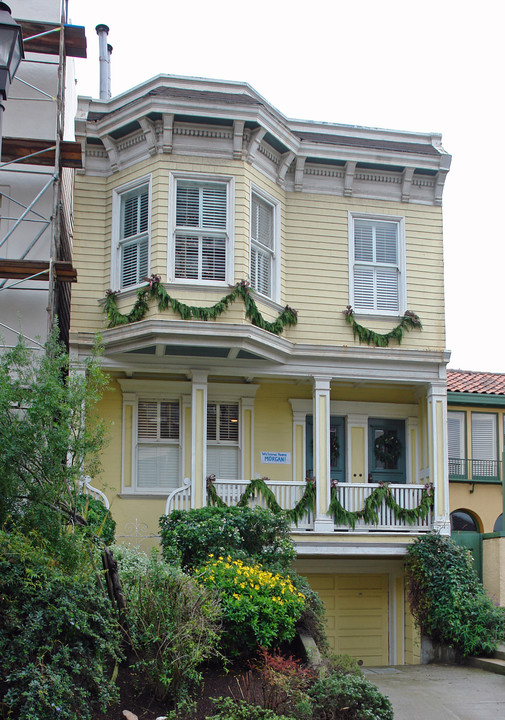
[332,482,432,531]
[212,479,314,530]
[449,457,502,482]
[164,478,432,532]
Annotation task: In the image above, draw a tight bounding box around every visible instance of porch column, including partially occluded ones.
[313,376,333,532]
[190,371,208,508]
[427,382,450,534]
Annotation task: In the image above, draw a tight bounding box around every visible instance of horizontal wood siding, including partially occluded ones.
[72,158,445,350]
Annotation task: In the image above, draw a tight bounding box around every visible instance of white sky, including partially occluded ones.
[69,0,505,373]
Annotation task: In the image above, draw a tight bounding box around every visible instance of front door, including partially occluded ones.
[306,415,345,482]
[368,418,406,484]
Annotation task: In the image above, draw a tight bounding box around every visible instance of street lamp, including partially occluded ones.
[0,1,24,154]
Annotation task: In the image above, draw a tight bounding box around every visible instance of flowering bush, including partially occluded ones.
[195,555,306,654]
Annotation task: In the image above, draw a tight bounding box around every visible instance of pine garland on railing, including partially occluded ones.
[328,481,434,530]
[343,306,422,347]
[206,475,316,526]
[103,276,298,336]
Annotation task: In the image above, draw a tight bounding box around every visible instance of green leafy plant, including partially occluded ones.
[0,530,122,720]
[308,672,394,720]
[0,333,108,553]
[75,493,116,545]
[195,556,306,654]
[406,532,505,656]
[114,545,222,704]
[104,277,298,335]
[207,696,298,720]
[159,505,296,571]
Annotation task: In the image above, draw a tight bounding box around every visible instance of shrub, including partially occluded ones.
[195,555,305,655]
[207,696,298,720]
[75,493,116,545]
[114,545,222,705]
[0,531,122,720]
[406,532,505,656]
[159,505,296,571]
[308,672,393,720]
[235,647,315,717]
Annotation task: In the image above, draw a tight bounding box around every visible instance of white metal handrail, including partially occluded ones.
[79,476,110,509]
[164,477,192,515]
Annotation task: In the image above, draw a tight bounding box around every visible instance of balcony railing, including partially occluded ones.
[165,478,432,533]
[449,458,502,482]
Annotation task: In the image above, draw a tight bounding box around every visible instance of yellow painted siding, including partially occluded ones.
[404,579,421,664]
[72,156,445,350]
[449,482,502,533]
[306,573,389,666]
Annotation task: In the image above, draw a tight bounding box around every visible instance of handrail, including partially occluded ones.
[164,478,191,515]
[79,475,110,509]
[449,457,502,481]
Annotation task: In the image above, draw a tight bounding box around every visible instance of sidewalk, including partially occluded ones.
[364,663,505,720]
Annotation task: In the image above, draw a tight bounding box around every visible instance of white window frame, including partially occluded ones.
[348,212,406,317]
[250,184,280,303]
[206,401,241,479]
[168,172,234,285]
[111,175,152,291]
[135,398,181,493]
[118,379,190,495]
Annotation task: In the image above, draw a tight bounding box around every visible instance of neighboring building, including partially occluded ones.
[71,73,452,666]
[0,1,83,350]
[447,369,505,603]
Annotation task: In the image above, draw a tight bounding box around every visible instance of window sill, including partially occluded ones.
[118,493,173,499]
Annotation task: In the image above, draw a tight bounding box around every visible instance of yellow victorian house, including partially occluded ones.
[71,73,452,666]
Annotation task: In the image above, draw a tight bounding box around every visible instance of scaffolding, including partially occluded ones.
[0,4,86,349]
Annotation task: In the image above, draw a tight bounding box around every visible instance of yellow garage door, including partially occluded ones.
[307,573,389,666]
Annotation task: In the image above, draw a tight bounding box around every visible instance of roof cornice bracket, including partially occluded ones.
[294,156,306,192]
[277,151,295,187]
[139,117,158,157]
[101,135,120,172]
[401,167,415,203]
[344,161,356,196]
[246,127,266,163]
[161,113,174,154]
[233,120,245,160]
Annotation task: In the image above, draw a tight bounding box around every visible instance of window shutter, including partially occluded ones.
[137,400,180,490]
[207,445,239,478]
[354,266,374,310]
[175,181,228,281]
[121,187,149,239]
[252,195,273,250]
[375,223,398,264]
[354,221,374,262]
[202,237,226,281]
[138,446,180,489]
[119,185,149,288]
[376,267,399,312]
[121,237,148,288]
[251,194,274,296]
[472,414,496,461]
[219,403,239,441]
[448,413,465,458]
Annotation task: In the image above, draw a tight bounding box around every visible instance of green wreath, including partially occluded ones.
[374,432,402,467]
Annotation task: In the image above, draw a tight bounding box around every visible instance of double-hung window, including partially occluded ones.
[471,412,497,479]
[350,214,404,314]
[207,402,239,478]
[118,184,150,288]
[137,399,180,490]
[174,179,229,283]
[250,191,275,298]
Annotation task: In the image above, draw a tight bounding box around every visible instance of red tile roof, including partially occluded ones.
[447,370,505,395]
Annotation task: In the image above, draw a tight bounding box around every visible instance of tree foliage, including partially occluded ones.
[406,532,505,656]
[0,334,109,547]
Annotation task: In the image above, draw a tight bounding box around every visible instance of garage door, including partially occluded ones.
[307,573,389,666]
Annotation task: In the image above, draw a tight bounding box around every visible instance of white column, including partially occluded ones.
[428,382,450,534]
[313,376,333,532]
[191,371,208,508]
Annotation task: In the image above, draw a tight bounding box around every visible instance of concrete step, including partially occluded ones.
[494,643,505,661]
[467,656,505,675]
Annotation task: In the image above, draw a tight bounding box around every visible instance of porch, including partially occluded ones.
[165,477,433,533]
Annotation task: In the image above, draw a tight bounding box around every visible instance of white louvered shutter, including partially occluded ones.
[137,400,180,489]
[120,186,149,288]
[175,181,227,281]
[207,403,239,479]
[353,219,399,312]
[472,413,497,477]
[448,412,465,476]
[251,194,274,296]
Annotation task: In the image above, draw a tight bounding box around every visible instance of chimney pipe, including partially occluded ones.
[95,24,111,100]
[107,43,113,99]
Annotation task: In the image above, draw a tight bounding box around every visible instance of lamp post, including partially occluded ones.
[0,2,24,157]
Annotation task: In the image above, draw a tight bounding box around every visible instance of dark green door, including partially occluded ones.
[452,531,483,580]
[368,418,406,484]
[306,416,345,482]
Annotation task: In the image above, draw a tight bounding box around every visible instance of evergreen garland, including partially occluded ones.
[206,475,316,526]
[206,475,433,530]
[103,276,298,336]
[328,481,434,530]
[343,306,422,347]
